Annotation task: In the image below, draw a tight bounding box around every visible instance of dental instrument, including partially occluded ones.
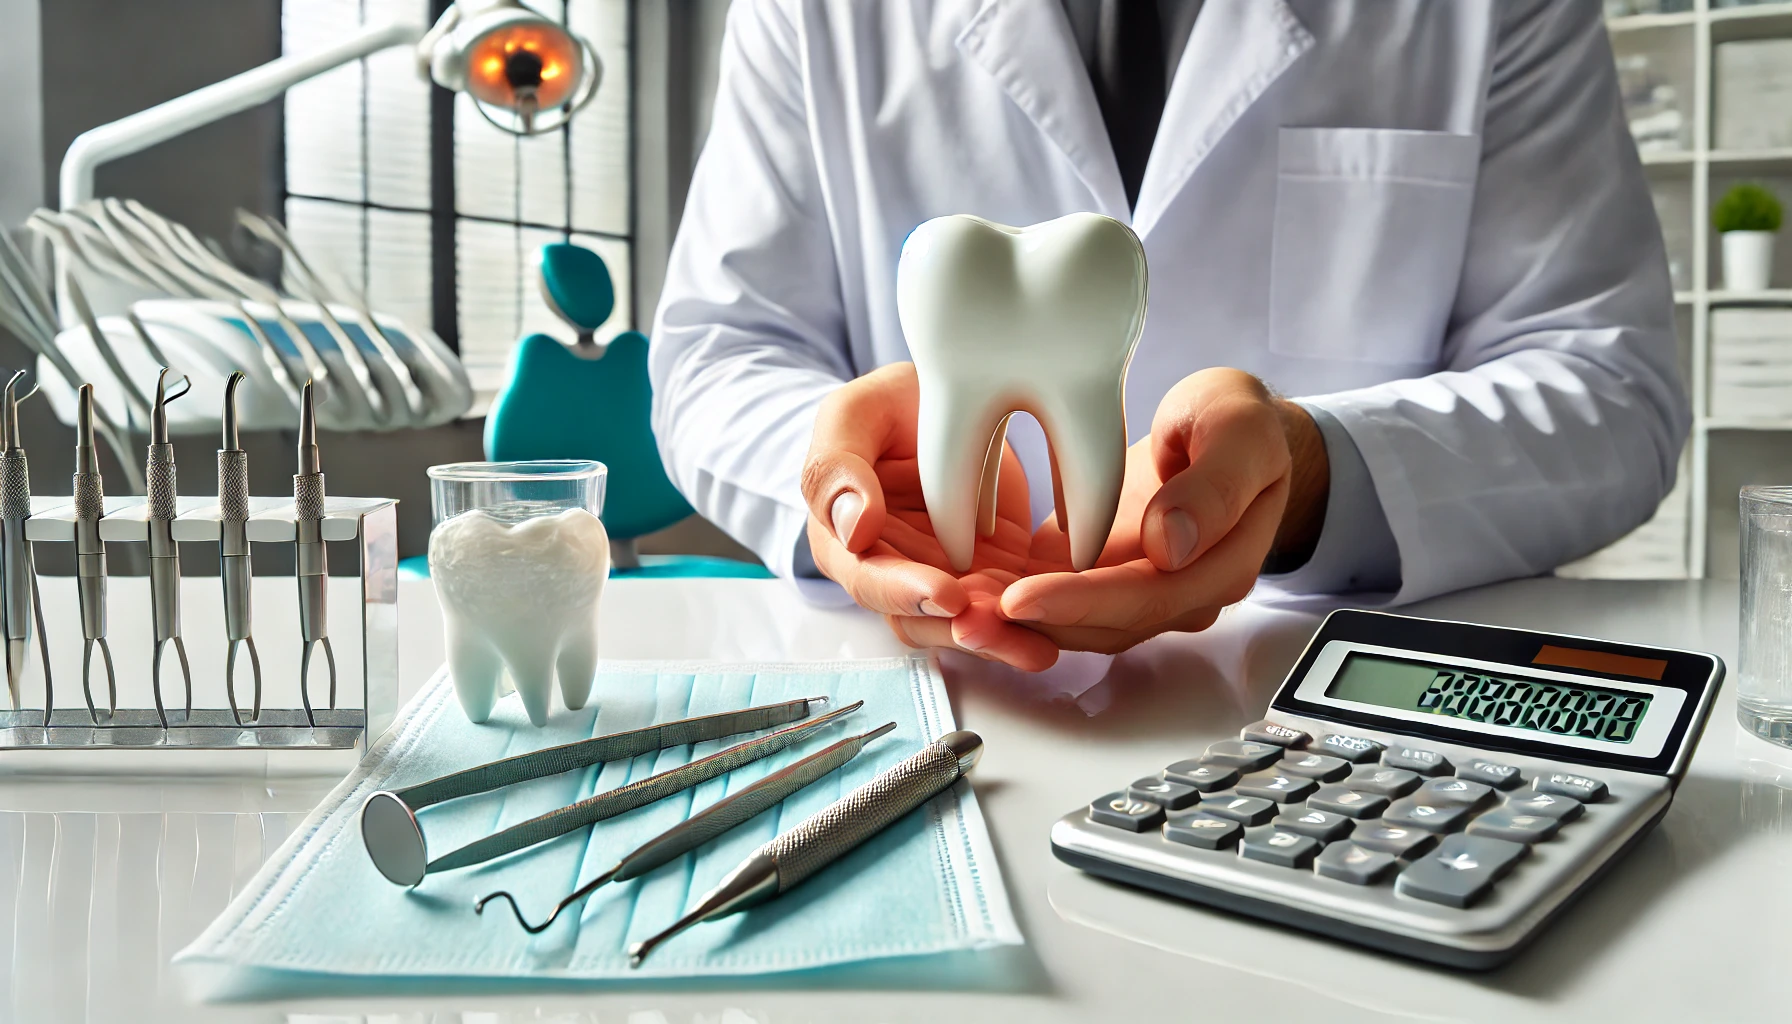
[73,384,117,721]
[477,720,898,933]
[627,729,984,967]
[359,695,846,886]
[217,371,260,724]
[294,379,334,727]
[147,368,195,727]
[1,372,48,713]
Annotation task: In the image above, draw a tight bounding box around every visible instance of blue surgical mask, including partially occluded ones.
[176,655,1020,994]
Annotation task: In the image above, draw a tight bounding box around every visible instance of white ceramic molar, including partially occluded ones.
[429,508,609,726]
[898,213,1147,572]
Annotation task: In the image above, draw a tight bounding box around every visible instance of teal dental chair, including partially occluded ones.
[400,243,771,580]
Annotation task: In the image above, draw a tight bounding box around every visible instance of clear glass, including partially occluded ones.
[1740,486,1792,746]
[427,460,607,526]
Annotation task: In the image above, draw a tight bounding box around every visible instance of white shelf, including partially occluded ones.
[1609,11,1701,34]
[1709,289,1792,304]
[1708,147,1792,172]
[1702,416,1792,430]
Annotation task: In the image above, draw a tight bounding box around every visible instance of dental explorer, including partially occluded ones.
[146,368,195,727]
[477,721,897,934]
[1,371,49,714]
[73,384,116,721]
[218,372,261,723]
[295,380,335,727]
[628,730,984,967]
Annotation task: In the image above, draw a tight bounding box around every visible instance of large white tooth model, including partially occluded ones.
[429,508,608,726]
[898,213,1147,572]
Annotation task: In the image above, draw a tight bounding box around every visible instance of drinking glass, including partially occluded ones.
[1740,485,1792,747]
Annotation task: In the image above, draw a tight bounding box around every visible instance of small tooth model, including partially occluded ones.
[430,507,608,726]
[898,213,1146,573]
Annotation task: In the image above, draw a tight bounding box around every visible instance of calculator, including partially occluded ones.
[1050,609,1724,968]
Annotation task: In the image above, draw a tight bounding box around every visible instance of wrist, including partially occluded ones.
[1265,398,1330,573]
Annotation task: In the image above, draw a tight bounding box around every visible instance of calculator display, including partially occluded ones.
[1327,654,1652,744]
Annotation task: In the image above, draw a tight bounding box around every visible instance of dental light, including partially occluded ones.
[420,0,602,136]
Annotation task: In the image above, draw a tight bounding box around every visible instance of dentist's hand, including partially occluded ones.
[998,368,1330,653]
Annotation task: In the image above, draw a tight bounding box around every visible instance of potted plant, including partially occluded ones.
[1713,182,1782,293]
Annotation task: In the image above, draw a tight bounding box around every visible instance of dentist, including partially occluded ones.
[649,0,1687,671]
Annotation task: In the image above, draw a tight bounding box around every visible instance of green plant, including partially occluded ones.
[1713,183,1783,233]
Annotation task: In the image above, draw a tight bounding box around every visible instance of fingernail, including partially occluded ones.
[919,599,953,618]
[1004,601,1043,622]
[831,491,865,546]
[1163,508,1198,570]
[957,633,991,652]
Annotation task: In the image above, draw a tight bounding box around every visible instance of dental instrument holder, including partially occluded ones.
[0,493,398,758]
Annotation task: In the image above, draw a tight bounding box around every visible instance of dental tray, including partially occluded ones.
[1051,610,1723,969]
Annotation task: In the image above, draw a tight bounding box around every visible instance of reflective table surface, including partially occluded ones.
[2,577,1788,1022]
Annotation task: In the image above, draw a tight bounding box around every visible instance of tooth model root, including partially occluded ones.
[556,632,598,712]
[446,627,504,724]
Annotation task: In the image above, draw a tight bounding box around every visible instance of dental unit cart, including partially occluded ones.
[1051,609,1724,968]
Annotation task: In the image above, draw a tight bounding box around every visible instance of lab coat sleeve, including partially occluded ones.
[647,0,851,579]
[1299,0,1689,605]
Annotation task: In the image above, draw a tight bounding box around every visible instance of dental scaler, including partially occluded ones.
[217,372,261,723]
[73,384,116,721]
[294,380,335,727]
[0,371,48,713]
[146,368,194,727]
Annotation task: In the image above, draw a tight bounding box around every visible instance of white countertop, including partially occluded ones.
[2,576,1788,1023]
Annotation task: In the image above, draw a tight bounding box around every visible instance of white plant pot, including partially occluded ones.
[1722,230,1776,293]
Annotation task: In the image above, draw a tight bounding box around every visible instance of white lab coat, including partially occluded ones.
[650,0,1687,604]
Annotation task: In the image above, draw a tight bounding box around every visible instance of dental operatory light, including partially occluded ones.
[420,0,601,135]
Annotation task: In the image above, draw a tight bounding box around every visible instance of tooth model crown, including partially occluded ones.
[430,507,609,726]
[898,213,1147,572]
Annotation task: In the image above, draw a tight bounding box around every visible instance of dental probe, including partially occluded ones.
[73,384,116,721]
[146,368,194,727]
[0,372,48,713]
[294,380,335,728]
[477,721,898,933]
[217,372,261,724]
[628,729,984,967]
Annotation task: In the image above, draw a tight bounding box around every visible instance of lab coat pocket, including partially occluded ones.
[1269,127,1479,364]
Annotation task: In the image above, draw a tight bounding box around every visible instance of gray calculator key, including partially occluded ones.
[1242,720,1310,748]
[1273,807,1355,842]
[1236,772,1319,804]
[1163,760,1239,792]
[1315,841,1399,885]
[1466,807,1562,844]
[1278,751,1351,781]
[1458,758,1524,790]
[1347,765,1422,797]
[1089,792,1165,832]
[1194,792,1278,826]
[1504,790,1584,822]
[1535,771,1608,803]
[1201,740,1284,772]
[1397,834,1529,908]
[1351,822,1438,859]
[1383,797,1475,833]
[1129,776,1200,811]
[1240,827,1322,868]
[1316,733,1386,763]
[1416,777,1494,808]
[1308,785,1390,819]
[1163,812,1244,850]
[1381,745,1452,776]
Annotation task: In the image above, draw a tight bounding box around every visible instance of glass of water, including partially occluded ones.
[1741,486,1792,747]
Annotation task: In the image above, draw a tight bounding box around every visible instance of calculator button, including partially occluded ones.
[1351,823,1438,859]
[1504,790,1585,822]
[1241,720,1310,748]
[1534,771,1608,804]
[1201,740,1284,772]
[1163,812,1244,850]
[1383,798,1475,833]
[1193,793,1278,826]
[1457,759,1524,790]
[1415,777,1494,808]
[1308,786,1390,819]
[1466,807,1562,844]
[1089,793,1165,832]
[1239,827,1322,868]
[1314,842,1399,885]
[1316,733,1386,763]
[1273,807,1355,842]
[1128,776,1200,811]
[1236,772,1319,804]
[1277,751,1351,781]
[1163,760,1239,792]
[1396,835,1528,908]
[1381,746,1452,777]
[1346,766,1422,797]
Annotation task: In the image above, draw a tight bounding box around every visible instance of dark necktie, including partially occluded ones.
[1090,0,1167,211]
